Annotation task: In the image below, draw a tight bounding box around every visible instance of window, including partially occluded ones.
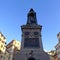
[1,45,3,48]
[0,38,1,41]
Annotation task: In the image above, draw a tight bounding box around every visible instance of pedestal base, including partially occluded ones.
[14,49,50,60]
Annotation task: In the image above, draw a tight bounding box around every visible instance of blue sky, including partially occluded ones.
[0,0,60,51]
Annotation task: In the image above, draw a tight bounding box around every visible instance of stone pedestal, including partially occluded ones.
[14,49,50,60]
[14,9,50,60]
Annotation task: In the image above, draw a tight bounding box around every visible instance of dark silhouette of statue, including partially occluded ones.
[27,8,37,25]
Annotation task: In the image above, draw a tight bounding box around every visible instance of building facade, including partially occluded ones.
[6,40,20,60]
[0,32,6,60]
[4,50,10,60]
[14,9,50,60]
[0,32,6,53]
[48,50,58,60]
[0,32,21,60]
[55,32,60,60]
